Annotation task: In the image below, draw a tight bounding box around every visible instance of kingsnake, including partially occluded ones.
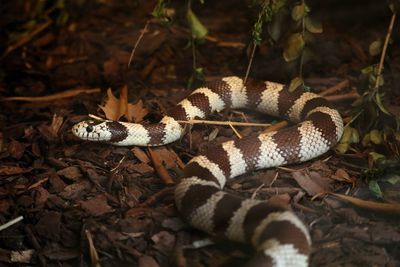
[72,76,344,267]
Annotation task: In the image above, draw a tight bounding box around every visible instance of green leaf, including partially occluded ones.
[369,152,385,163]
[186,8,208,40]
[288,77,304,92]
[369,40,382,56]
[349,127,360,143]
[368,179,383,198]
[187,67,204,89]
[291,3,306,21]
[340,126,353,143]
[387,174,400,185]
[283,33,304,62]
[374,92,390,115]
[335,143,349,154]
[305,17,323,33]
[362,133,370,146]
[369,129,382,144]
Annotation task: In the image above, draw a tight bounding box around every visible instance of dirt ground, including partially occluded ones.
[1,1,400,266]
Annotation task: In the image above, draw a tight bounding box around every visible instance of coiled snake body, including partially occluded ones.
[72,76,343,267]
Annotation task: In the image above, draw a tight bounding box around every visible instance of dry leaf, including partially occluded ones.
[99,88,121,120]
[292,171,330,196]
[126,99,148,122]
[99,87,148,122]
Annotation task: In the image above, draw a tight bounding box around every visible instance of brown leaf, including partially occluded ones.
[80,194,113,216]
[99,87,148,122]
[333,168,353,183]
[99,88,121,120]
[126,99,148,123]
[292,171,330,196]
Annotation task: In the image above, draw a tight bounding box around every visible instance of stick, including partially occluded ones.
[0,216,23,232]
[177,119,271,127]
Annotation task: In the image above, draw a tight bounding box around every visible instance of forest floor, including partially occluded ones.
[0,1,400,267]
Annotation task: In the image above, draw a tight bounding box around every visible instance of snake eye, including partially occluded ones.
[86,125,94,132]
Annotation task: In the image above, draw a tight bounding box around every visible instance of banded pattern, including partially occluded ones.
[72,76,344,267]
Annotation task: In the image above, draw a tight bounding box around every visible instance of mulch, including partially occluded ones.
[0,1,399,267]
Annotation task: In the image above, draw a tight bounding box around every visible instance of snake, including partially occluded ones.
[72,76,343,267]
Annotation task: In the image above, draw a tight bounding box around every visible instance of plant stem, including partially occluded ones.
[374,12,397,91]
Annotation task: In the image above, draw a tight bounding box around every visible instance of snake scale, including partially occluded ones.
[72,76,344,267]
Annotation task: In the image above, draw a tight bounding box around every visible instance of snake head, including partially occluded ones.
[72,120,112,141]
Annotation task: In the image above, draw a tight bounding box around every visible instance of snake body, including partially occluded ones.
[72,76,343,267]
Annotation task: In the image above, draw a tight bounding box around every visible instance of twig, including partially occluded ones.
[1,88,100,102]
[177,119,270,127]
[85,230,101,267]
[128,20,150,68]
[262,121,288,133]
[0,216,23,232]
[319,79,349,96]
[147,148,174,185]
[325,91,360,102]
[88,114,105,121]
[1,20,52,60]
[244,43,257,84]
[374,12,396,90]
[229,123,242,139]
[139,186,175,207]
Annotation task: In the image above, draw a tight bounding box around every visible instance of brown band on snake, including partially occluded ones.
[277,86,304,118]
[205,79,233,106]
[106,121,129,143]
[271,127,302,163]
[202,145,232,178]
[233,137,263,171]
[183,162,222,187]
[212,194,244,236]
[300,97,331,120]
[180,185,219,219]
[187,92,213,115]
[307,111,339,144]
[245,79,268,107]
[256,220,310,255]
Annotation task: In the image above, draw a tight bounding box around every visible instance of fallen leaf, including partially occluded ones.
[99,87,148,122]
[292,171,330,196]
